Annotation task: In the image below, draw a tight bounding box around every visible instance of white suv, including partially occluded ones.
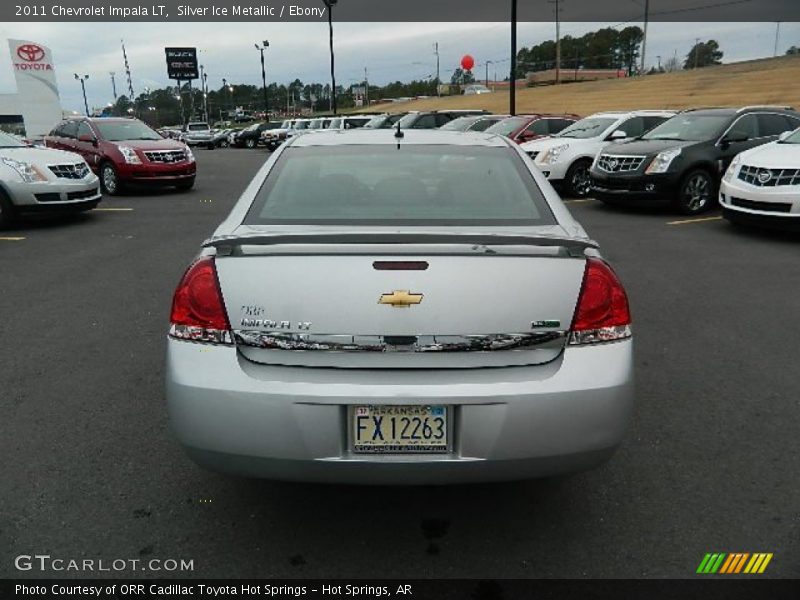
[720,127,800,230]
[521,110,675,197]
[0,130,101,226]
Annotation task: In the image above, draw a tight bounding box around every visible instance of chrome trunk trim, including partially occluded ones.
[233,331,567,353]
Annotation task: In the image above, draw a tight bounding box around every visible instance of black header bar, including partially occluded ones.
[9,0,800,22]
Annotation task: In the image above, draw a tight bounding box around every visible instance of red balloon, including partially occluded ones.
[461,54,475,71]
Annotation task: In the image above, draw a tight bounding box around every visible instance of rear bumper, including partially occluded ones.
[165,338,634,484]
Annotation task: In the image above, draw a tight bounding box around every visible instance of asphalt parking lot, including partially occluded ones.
[1,148,798,579]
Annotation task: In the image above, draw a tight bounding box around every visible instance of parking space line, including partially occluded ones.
[666,216,723,226]
[93,207,134,212]
[0,236,25,241]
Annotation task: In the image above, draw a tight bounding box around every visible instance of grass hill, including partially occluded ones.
[369,55,800,116]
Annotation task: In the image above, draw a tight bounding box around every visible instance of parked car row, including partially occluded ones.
[519,104,800,222]
[0,116,199,226]
[345,105,800,223]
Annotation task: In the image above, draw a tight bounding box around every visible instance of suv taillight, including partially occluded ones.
[569,258,632,345]
[169,256,232,345]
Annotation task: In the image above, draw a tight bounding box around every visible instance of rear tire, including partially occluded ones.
[564,159,593,198]
[100,162,123,195]
[676,169,716,215]
[0,189,17,228]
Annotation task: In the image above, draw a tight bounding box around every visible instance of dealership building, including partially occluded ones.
[0,39,63,138]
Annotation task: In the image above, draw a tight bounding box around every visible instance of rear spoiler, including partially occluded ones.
[204,232,598,256]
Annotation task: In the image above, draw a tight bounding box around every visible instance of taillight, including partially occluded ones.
[569,258,632,345]
[169,256,232,345]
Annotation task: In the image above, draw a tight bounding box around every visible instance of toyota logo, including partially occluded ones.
[17,44,45,62]
[757,169,772,184]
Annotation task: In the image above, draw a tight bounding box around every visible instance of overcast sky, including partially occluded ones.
[0,21,798,113]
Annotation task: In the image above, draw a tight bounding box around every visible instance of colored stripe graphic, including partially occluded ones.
[698,553,773,574]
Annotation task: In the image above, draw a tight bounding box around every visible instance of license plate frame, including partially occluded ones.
[350,405,450,454]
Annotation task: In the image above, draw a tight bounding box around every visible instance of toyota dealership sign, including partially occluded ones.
[7,39,62,138]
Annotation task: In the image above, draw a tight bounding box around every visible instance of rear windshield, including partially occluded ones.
[245,145,555,226]
[95,120,161,141]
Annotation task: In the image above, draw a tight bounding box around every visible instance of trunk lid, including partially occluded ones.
[213,231,590,369]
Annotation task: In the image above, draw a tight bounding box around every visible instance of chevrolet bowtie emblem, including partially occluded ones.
[378,290,424,308]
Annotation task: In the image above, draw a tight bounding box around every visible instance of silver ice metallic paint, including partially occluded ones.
[166,129,634,484]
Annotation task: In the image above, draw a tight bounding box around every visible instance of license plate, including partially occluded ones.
[352,405,448,454]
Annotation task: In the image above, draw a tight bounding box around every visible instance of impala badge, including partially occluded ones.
[379,290,423,308]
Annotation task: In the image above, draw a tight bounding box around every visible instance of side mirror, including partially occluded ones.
[609,129,628,141]
[78,133,97,146]
[721,131,748,147]
[778,130,793,142]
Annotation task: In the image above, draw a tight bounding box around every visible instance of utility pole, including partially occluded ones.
[547,0,562,83]
[199,65,209,123]
[364,67,369,106]
[434,42,440,96]
[656,55,662,71]
[255,40,270,117]
[323,0,338,115]
[510,0,517,115]
[694,37,701,69]
[109,72,117,100]
[74,74,90,116]
[774,22,781,57]
[640,0,649,74]
[485,60,493,87]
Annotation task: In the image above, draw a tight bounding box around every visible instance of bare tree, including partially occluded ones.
[663,56,681,73]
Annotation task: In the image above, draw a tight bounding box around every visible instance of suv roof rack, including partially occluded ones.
[736,105,795,113]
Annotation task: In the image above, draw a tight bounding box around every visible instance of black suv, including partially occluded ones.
[589,106,800,214]
[231,122,281,148]
[397,110,489,129]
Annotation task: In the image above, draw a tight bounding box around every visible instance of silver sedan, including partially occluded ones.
[165,129,634,484]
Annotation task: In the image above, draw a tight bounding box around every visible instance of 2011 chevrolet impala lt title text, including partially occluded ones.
[165,129,635,484]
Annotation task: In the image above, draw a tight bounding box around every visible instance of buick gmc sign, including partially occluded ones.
[165,47,198,80]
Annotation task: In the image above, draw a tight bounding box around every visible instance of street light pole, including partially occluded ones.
[255,40,270,118]
[200,65,209,123]
[510,0,517,116]
[485,60,493,87]
[74,74,90,116]
[202,71,209,123]
[323,0,338,115]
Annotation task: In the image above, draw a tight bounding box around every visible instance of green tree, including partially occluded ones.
[787,46,800,55]
[450,68,475,85]
[684,40,723,69]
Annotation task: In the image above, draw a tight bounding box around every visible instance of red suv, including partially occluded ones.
[484,114,581,144]
[45,117,196,195]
